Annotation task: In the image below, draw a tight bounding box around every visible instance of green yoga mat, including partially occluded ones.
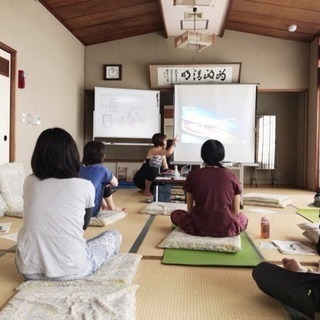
[296,208,320,223]
[162,232,263,267]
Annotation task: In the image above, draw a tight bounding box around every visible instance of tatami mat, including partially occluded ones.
[244,203,319,264]
[0,187,319,318]
[133,259,290,320]
[84,211,149,253]
[0,216,22,251]
[84,189,152,252]
[137,215,172,257]
[275,188,315,209]
[244,187,315,209]
[0,253,23,311]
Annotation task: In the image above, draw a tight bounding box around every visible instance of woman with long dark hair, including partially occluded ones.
[16,128,122,281]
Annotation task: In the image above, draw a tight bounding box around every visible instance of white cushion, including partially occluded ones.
[297,222,320,244]
[0,193,7,218]
[140,202,187,215]
[243,193,292,208]
[158,227,241,252]
[0,253,141,320]
[0,162,24,216]
[4,209,23,218]
[89,210,127,227]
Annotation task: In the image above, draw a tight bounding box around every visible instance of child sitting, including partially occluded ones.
[79,141,120,216]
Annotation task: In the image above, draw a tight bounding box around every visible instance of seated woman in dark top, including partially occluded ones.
[170,139,248,237]
[133,133,177,196]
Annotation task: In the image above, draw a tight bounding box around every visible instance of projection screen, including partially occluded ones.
[173,84,257,163]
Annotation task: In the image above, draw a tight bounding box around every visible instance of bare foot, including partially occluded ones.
[282,258,306,272]
[144,192,153,197]
[100,198,108,210]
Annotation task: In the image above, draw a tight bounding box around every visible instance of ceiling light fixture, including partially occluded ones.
[288,24,297,32]
[174,0,214,6]
[180,19,209,30]
[175,7,215,52]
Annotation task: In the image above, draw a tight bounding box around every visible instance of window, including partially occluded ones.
[257,115,276,170]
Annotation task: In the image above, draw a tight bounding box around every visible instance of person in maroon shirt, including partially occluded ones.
[170,139,248,237]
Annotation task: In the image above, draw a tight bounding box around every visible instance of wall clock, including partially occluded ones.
[104,64,122,80]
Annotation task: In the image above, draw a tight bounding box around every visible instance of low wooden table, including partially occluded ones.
[154,176,186,202]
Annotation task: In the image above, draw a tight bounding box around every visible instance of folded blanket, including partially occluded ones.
[0,253,141,320]
[89,210,127,227]
[140,202,187,215]
[243,193,292,208]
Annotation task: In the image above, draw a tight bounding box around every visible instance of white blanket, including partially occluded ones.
[0,253,141,320]
[243,193,292,208]
[140,201,187,215]
[89,210,127,227]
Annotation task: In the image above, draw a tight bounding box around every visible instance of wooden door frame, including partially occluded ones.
[0,42,16,162]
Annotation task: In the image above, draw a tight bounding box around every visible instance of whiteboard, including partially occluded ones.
[93,87,160,139]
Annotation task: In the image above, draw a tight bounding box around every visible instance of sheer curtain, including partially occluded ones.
[257,115,276,170]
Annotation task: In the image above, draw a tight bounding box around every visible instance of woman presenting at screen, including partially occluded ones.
[133,133,178,196]
[170,139,248,237]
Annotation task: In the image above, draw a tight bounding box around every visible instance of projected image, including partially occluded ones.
[174,84,257,163]
[181,107,240,144]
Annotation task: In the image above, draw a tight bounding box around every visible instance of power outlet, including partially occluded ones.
[33,115,41,126]
[21,113,26,123]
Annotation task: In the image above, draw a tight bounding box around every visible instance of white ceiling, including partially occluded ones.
[160,0,230,37]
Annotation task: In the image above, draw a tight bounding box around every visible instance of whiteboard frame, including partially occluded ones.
[93,87,160,139]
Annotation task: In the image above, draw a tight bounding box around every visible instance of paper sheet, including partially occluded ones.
[248,208,277,214]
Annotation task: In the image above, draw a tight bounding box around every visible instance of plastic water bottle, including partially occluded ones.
[314,189,320,207]
[174,165,180,179]
[260,216,270,239]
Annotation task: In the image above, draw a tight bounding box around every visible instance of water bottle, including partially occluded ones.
[314,189,320,207]
[174,165,180,179]
[260,216,270,239]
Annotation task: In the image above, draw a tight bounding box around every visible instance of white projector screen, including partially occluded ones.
[174,84,257,163]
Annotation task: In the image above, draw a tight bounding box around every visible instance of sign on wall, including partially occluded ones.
[149,63,241,89]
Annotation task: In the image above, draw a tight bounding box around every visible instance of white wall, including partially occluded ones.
[0,0,85,175]
[85,30,309,90]
[85,30,314,187]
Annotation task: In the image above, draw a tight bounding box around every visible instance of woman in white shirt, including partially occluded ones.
[133,133,178,196]
[16,128,122,281]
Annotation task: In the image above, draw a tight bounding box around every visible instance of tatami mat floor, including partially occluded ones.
[0,186,318,319]
[133,260,290,320]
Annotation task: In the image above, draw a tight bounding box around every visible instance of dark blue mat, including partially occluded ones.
[116,181,137,189]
